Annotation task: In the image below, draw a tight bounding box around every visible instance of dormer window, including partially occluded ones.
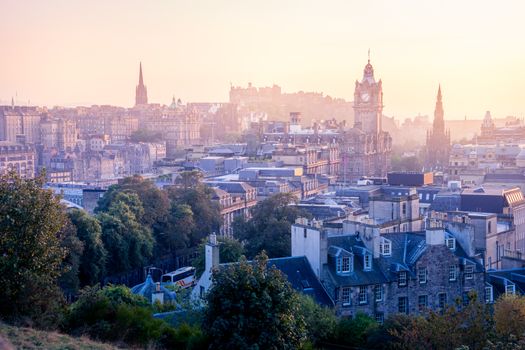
[380,238,392,256]
[446,237,456,250]
[342,256,352,273]
[336,255,353,274]
[364,254,372,271]
[506,284,516,295]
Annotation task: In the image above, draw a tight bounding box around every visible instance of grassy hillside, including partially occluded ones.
[0,323,123,350]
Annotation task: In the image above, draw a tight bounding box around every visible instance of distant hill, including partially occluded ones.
[0,323,122,350]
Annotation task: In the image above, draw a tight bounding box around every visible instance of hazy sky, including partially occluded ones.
[1,0,524,120]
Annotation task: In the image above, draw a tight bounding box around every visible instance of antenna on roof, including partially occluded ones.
[368,48,371,63]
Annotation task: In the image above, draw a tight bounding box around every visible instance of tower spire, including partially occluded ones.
[368,48,370,63]
[433,84,445,133]
[135,62,148,106]
[139,62,144,86]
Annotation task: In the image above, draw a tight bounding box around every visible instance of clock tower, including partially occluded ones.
[340,55,392,182]
[353,58,383,135]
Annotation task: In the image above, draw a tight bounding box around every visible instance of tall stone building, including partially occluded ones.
[135,62,148,106]
[341,58,392,182]
[425,86,450,170]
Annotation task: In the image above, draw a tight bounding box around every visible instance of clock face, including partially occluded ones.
[360,92,370,102]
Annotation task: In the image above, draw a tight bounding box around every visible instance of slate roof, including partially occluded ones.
[487,269,525,299]
[266,256,334,307]
[325,231,483,287]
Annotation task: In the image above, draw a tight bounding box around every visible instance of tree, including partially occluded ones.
[95,175,170,231]
[58,217,84,295]
[161,204,196,252]
[203,252,306,349]
[388,292,491,350]
[233,192,309,258]
[335,313,378,348]
[0,173,67,327]
[297,294,337,346]
[175,170,204,189]
[193,236,245,276]
[494,295,525,341]
[68,209,107,286]
[166,185,221,246]
[98,192,154,275]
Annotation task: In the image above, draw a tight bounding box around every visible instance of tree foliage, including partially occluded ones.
[58,217,84,295]
[494,295,525,342]
[203,252,306,349]
[68,209,107,286]
[0,173,67,327]
[95,175,170,231]
[193,236,245,276]
[233,192,309,258]
[98,192,154,275]
[166,185,221,247]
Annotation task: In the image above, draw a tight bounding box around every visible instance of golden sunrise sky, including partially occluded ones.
[1,0,524,120]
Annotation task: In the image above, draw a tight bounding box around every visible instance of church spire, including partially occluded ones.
[139,62,144,86]
[433,84,445,135]
[135,62,148,106]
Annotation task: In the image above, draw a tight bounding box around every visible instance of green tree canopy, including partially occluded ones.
[203,252,306,349]
[166,185,221,247]
[68,209,107,286]
[193,236,245,276]
[95,175,170,230]
[58,217,84,295]
[0,173,67,327]
[98,192,154,275]
[233,192,309,258]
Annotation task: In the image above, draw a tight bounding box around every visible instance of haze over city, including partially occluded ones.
[1,0,524,119]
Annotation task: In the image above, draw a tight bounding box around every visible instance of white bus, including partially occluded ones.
[161,266,196,289]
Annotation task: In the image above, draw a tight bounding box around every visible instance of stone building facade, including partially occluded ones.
[292,219,485,321]
[0,141,36,178]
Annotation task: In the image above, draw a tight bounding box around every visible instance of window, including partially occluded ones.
[374,284,383,302]
[446,238,456,250]
[465,265,474,280]
[364,254,372,270]
[336,257,342,273]
[398,297,408,314]
[438,292,447,309]
[304,228,307,238]
[488,221,492,234]
[418,267,427,284]
[449,265,457,281]
[380,239,391,256]
[506,284,516,295]
[342,287,351,306]
[398,271,407,286]
[402,203,407,216]
[359,286,368,304]
[418,295,428,311]
[485,286,493,304]
[375,312,384,324]
[342,256,352,273]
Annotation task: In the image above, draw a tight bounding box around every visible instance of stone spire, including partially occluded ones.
[139,62,144,86]
[433,84,445,134]
[135,62,148,106]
